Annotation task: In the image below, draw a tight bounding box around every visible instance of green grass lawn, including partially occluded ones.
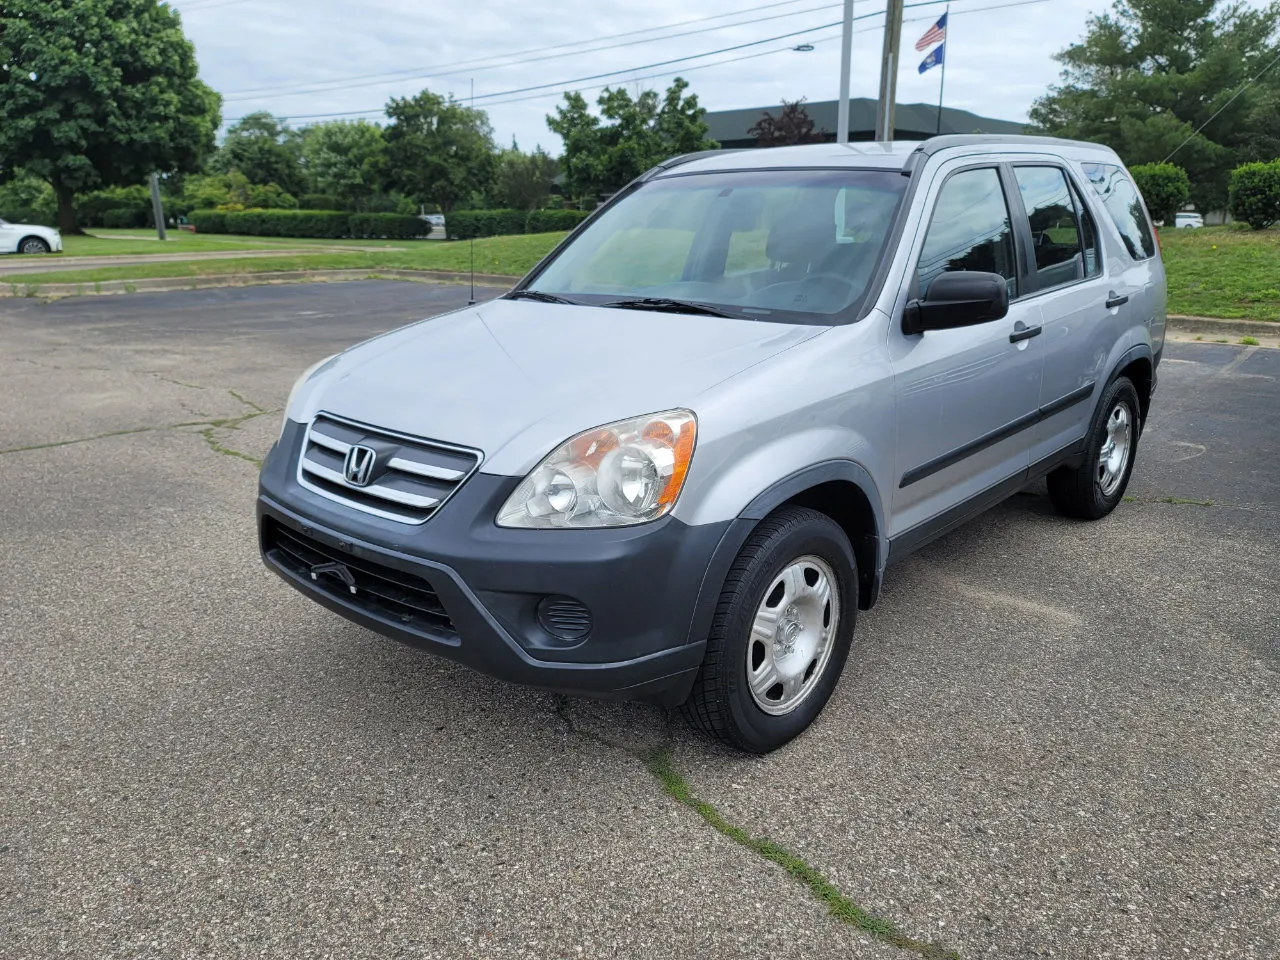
[1160,224,1280,322]
[4,232,565,286]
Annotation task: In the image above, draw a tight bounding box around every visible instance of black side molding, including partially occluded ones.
[900,382,1096,488]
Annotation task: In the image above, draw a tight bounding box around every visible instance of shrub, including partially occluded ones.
[1228,161,1280,230]
[446,208,529,240]
[1129,163,1190,225]
[224,209,350,238]
[189,210,228,234]
[526,208,592,234]
[78,185,151,228]
[299,193,346,211]
[348,213,427,239]
[0,174,57,226]
[101,207,151,229]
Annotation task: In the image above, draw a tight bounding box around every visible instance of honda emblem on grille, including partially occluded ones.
[343,444,377,486]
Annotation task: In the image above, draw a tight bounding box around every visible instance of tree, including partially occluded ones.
[1029,0,1280,211]
[547,77,718,200]
[302,120,387,211]
[496,144,559,210]
[748,98,829,147]
[212,112,307,196]
[1129,162,1191,222]
[383,90,496,214]
[0,0,221,232]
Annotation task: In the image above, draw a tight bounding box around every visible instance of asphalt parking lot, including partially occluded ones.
[2,282,1277,960]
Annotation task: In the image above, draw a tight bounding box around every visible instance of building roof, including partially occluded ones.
[704,98,1025,147]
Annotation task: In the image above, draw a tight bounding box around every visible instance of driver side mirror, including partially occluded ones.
[902,271,1009,336]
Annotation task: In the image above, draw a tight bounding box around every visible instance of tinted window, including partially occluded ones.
[918,167,1018,299]
[1014,166,1086,292]
[1081,162,1156,260]
[527,169,908,323]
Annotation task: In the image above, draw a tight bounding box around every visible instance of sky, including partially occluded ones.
[168,0,1178,147]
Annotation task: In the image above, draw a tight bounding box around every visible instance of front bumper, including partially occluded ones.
[258,421,730,705]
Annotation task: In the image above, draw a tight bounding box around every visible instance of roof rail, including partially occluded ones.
[642,148,747,180]
[901,134,1113,171]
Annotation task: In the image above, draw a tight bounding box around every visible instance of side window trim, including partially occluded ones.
[912,161,1021,303]
[1065,176,1105,280]
[999,161,1038,300]
[1008,161,1105,301]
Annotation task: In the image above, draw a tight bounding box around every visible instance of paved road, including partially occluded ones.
[2,284,1277,959]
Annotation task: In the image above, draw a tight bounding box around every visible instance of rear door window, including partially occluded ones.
[1080,163,1156,261]
[1013,166,1087,292]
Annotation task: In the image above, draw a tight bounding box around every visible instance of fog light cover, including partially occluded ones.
[536,595,593,642]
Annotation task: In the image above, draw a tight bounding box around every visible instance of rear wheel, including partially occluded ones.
[682,507,857,753]
[1047,376,1140,520]
[19,236,51,255]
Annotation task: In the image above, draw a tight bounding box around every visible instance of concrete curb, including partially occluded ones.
[0,269,519,300]
[1166,314,1279,346]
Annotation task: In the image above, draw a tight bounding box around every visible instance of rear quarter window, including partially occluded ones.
[1080,162,1157,261]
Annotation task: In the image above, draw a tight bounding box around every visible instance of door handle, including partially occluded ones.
[1105,292,1129,309]
[1009,322,1042,343]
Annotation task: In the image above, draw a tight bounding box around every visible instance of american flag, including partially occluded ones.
[915,12,948,51]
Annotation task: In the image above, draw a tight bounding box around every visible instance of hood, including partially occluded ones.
[293,298,824,476]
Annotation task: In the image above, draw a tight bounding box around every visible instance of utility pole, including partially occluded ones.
[836,0,855,143]
[149,173,167,241]
[875,0,906,142]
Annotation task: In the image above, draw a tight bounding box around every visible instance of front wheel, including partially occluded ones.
[19,237,51,255]
[682,507,857,753]
[1047,376,1141,520]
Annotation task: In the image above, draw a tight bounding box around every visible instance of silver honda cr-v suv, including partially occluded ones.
[259,135,1166,753]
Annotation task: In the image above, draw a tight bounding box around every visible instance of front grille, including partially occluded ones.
[263,518,457,639]
[297,413,482,524]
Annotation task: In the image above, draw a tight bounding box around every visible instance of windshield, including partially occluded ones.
[525,168,908,324]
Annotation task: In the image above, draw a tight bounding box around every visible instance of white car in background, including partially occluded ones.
[0,218,63,254]
[1174,212,1204,229]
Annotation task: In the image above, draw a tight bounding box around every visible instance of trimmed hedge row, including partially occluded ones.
[225,210,350,238]
[101,207,153,229]
[349,213,427,239]
[189,208,428,239]
[189,210,228,234]
[527,208,593,233]
[448,208,592,240]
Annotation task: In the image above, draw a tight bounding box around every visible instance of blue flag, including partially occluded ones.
[919,42,945,74]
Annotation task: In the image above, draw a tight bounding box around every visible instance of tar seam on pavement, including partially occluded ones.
[553,697,964,960]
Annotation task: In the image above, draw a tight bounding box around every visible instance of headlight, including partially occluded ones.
[497,409,697,528]
[281,354,338,436]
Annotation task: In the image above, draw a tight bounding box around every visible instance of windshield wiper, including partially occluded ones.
[506,290,580,305]
[597,297,736,318]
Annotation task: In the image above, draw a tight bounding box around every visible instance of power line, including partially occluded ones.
[475,0,1049,111]
[221,0,825,98]
[1163,45,1280,162]
[223,1,849,103]
[223,0,1050,125]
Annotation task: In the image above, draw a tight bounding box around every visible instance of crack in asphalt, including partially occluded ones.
[551,697,963,960]
[1,407,277,464]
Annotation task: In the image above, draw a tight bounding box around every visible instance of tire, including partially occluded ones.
[1047,376,1141,520]
[681,506,857,754]
[19,236,50,255]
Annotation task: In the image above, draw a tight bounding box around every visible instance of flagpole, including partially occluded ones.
[936,5,949,135]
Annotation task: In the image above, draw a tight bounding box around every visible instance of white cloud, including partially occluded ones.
[171,0,1266,148]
